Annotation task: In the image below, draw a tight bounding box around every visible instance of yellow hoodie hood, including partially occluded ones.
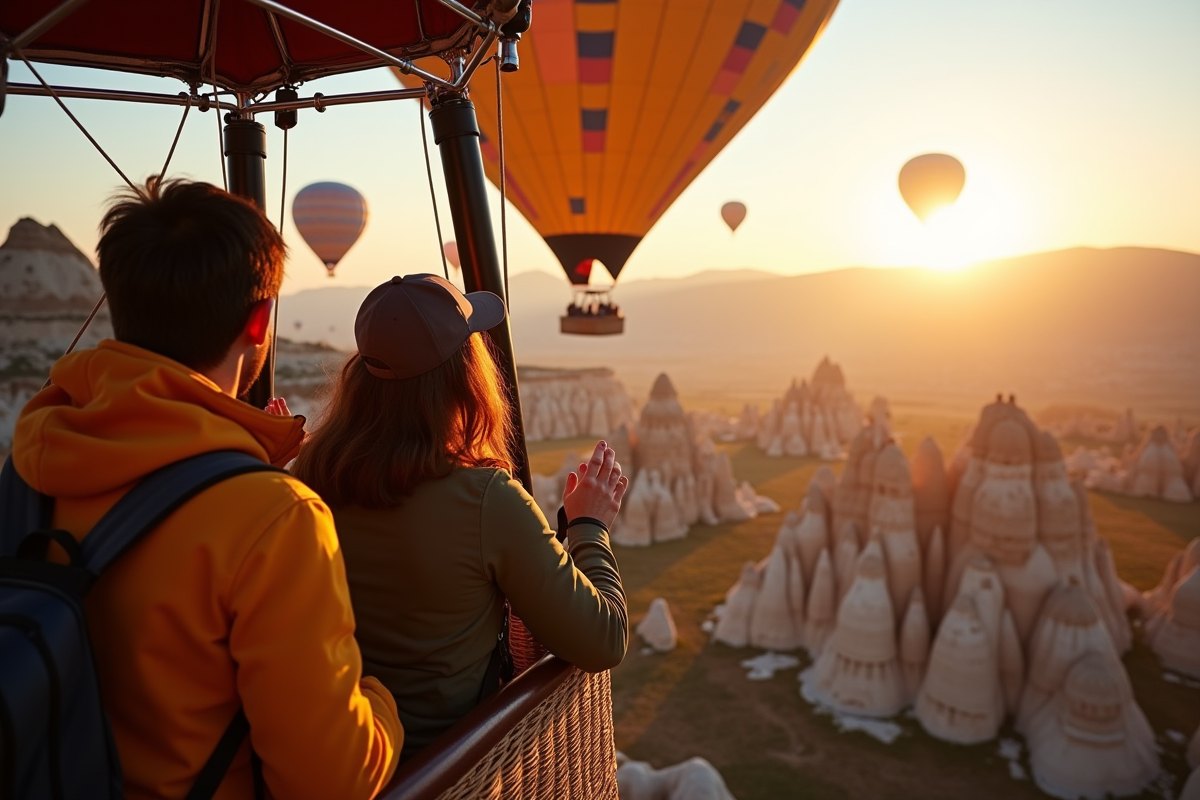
[14,339,305,497]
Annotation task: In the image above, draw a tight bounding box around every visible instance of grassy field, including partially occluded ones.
[528,427,1200,800]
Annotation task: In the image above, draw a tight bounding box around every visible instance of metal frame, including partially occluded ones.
[2,0,500,98]
[4,0,534,484]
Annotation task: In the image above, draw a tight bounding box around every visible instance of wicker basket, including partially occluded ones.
[508,612,549,676]
[433,667,618,800]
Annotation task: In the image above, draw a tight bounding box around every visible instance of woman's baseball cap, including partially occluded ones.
[354,274,506,379]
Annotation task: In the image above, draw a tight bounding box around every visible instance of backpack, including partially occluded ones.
[0,450,281,799]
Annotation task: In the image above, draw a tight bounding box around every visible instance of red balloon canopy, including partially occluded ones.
[1,0,494,94]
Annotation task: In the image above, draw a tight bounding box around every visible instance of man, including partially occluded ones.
[11,178,402,798]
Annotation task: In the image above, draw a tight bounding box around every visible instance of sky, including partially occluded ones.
[1,0,1198,296]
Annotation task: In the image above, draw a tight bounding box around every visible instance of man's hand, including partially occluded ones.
[562,440,630,528]
[264,397,292,417]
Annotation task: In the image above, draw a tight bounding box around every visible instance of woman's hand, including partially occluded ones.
[562,440,630,529]
[264,397,292,417]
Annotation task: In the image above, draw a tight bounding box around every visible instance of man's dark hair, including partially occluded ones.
[97,177,285,370]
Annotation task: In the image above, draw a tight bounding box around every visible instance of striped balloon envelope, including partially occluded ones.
[292,182,369,277]
[399,0,839,284]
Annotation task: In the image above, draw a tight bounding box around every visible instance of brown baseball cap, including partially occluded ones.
[354,274,506,379]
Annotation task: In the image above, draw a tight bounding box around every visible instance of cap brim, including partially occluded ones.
[465,291,507,333]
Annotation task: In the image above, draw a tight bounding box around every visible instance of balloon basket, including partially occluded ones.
[560,314,624,336]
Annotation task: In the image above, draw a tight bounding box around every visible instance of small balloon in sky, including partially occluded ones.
[293,320,302,331]
[721,201,747,233]
[292,182,368,278]
[443,241,461,272]
[898,154,966,222]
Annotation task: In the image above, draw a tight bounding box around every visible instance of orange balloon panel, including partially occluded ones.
[292,182,368,275]
[400,0,838,283]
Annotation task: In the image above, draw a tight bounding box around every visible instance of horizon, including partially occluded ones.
[267,242,1200,296]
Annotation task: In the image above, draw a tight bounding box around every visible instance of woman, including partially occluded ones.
[292,274,629,758]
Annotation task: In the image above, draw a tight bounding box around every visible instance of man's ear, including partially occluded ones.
[244,298,275,346]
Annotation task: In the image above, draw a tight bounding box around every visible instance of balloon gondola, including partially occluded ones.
[395,0,840,335]
[556,258,622,335]
[561,287,623,336]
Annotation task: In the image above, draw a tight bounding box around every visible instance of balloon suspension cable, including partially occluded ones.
[209,0,228,191]
[269,126,289,386]
[419,99,450,280]
[15,49,138,390]
[494,57,509,304]
[158,92,193,179]
[14,51,138,193]
[42,292,107,389]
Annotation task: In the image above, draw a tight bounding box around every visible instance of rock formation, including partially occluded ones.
[915,594,1004,744]
[1125,425,1194,502]
[1026,653,1158,800]
[713,562,762,649]
[868,443,922,622]
[715,395,1156,778]
[637,598,678,653]
[0,218,113,452]
[518,366,634,443]
[748,546,802,651]
[602,374,762,546]
[911,437,950,552]
[899,588,930,704]
[756,357,868,460]
[803,550,836,658]
[611,471,654,547]
[1015,579,1155,797]
[808,541,906,717]
[1144,561,1200,678]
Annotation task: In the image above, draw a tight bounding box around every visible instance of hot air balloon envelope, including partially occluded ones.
[293,182,368,276]
[898,154,965,223]
[396,0,839,285]
[722,202,747,232]
[443,241,461,271]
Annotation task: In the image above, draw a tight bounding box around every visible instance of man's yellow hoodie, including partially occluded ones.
[12,340,402,799]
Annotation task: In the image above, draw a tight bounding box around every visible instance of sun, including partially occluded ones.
[881,160,1029,273]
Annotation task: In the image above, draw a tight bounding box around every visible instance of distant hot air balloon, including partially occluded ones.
[292,182,368,277]
[721,201,747,233]
[395,0,839,286]
[898,154,965,223]
[293,320,302,331]
[443,241,461,272]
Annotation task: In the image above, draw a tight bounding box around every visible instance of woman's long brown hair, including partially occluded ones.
[291,333,516,509]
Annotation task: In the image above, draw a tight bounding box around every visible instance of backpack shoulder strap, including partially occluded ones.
[0,455,54,557]
[80,450,283,576]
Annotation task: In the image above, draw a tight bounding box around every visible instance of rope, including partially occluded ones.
[495,57,509,304]
[159,93,193,179]
[419,99,451,280]
[14,51,138,192]
[41,292,107,389]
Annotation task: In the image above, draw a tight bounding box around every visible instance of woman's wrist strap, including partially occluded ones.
[565,516,610,534]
